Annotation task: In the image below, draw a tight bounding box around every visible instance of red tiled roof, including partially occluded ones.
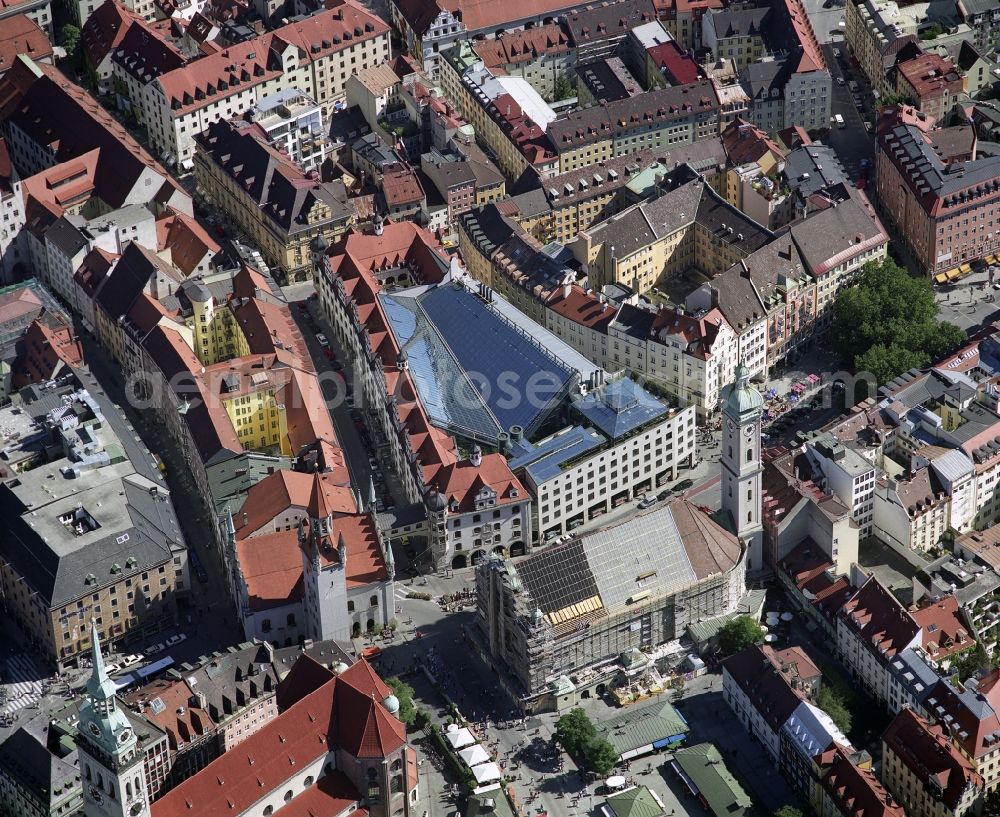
[818,745,906,817]
[152,661,405,817]
[839,577,920,665]
[0,14,51,72]
[723,644,803,731]
[0,285,42,325]
[276,653,337,710]
[910,596,971,662]
[472,23,571,68]
[236,530,306,612]
[82,0,141,71]
[235,470,356,539]
[882,708,982,810]
[545,284,617,330]
[156,3,387,116]
[381,162,425,207]
[0,58,184,210]
[155,207,220,275]
[783,0,826,73]
[896,52,963,99]
[651,306,731,361]
[778,538,853,622]
[273,773,362,817]
[12,319,84,388]
[123,677,215,750]
[722,117,786,166]
[647,40,700,85]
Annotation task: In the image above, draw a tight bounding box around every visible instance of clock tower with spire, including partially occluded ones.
[78,621,151,817]
[720,363,764,572]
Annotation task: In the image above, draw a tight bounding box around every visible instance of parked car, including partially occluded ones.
[836,76,845,85]
[637,493,658,509]
[166,634,187,646]
[316,333,330,348]
[121,653,144,667]
[673,478,694,492]
[146,643,166,655]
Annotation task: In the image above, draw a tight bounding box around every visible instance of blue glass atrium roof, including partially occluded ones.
[380,281,576,442]
[572,378,669,441]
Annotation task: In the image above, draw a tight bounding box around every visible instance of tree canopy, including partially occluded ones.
[385,677,417,726]
[817,686,852,734]
[716,616,764,656]
[554,709,620,774]
[585,739,620,776]
[831,257,964,385]
[555,709,597,757]
[774,807,804,817]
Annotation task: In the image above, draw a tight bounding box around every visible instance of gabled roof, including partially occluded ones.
[723,644,804,731]
[0,57,183,210]
[151,660,405,817]
[839,576,920,665]
[817,745,905,817]
[82,0,142,71]
[883,708,982,809]
[0,14,51,71]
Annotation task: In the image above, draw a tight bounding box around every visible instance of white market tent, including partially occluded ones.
[459,745,491,767]
[471,762,503,784]
[445,728,477,750]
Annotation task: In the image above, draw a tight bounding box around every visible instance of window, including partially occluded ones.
[370,595,379,607]
[347,601,355,612]
[264,808,274,816]
[284,791,294,803]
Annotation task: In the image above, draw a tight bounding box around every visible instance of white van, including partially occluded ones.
[834,114,845,128]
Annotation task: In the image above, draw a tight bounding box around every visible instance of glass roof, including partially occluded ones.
[380,282,575,442]
[572,378,669,441]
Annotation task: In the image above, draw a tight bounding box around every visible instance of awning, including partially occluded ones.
[946,268,962,280]
[960,262,973,274]
[933,273,948,284]
[471,762,502,784]
[459,745,491,767]
[445,728,477,749]
[986,255,998,265]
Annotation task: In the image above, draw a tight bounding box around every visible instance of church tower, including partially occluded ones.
[720,363,764,572]
[78,621,151,817]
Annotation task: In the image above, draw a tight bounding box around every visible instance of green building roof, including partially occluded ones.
[594,697,688,757]
[606,786,664,817]
[672,743,754,817]
[466,786,516,817]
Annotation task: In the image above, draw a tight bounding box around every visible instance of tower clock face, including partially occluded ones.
[745,423,756,437]
[119,727,133,745]
[129,800,145,816]
[727,418,735,431]
[88,722,101,738]
[89,785,104,805]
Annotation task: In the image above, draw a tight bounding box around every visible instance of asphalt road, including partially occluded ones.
[821,43,876,181]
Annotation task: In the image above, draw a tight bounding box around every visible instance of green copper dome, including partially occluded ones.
[724,363,764,416]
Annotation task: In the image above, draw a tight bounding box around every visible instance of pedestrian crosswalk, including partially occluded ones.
[2,653,43,715]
